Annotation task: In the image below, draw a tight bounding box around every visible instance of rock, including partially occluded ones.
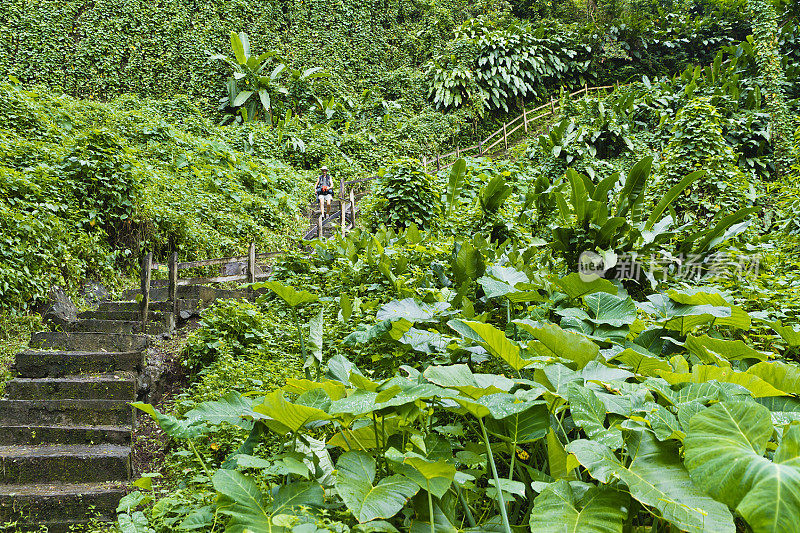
[39,287,78,328]
[81,282,110,303]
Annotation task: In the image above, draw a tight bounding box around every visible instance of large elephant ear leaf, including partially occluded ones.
[684,402,800,533]
[529,480,629,533]
[567,431,735,533]
[335,451,419,523]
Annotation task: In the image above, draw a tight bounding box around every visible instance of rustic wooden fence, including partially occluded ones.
[421,83,622,172]
[139,246,284,326]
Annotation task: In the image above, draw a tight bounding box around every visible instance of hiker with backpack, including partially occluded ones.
[316,165,334,218]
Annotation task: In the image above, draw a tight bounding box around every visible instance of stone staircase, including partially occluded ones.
[0,296,181,531]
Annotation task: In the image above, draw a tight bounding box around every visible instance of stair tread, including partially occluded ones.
[0,444,130,458]
[0,480,127,496]
[18,349,141,356]
[0,424,131,431]
[7,372,136,384]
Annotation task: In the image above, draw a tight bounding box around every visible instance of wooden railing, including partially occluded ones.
[421,83,622,172]
[139,245,285,326]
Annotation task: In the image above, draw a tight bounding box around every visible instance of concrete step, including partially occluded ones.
[0,481,125,530]
[121,284,247,303]
[64,318,171,335]
[0,425,131,446]
[29,332,148,353]
[0,444,130,484]
[78,308,170,322]
[14,350,144,378]
[4,373,136,401]
[0,399,134,427]
[97,298,200,314]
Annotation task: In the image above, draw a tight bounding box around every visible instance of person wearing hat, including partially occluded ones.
[315,166,334,218]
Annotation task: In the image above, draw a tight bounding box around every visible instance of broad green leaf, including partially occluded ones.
[253,390,331,435]
[486,402,549,444]
[685,402,800,532]
[685,334,767,363]
[448,319,530,371]
[283,378,346,401]
[445,158,467,219]
[306,309,323,370]
[271,481,325,515]
[377,299,450,323]
[329,418,400,450]
[213,469,271,531]
[335,451,419,523]
[529,480,629,533]
[131,402,205,440]
[232,90,254,107]
[555,273,617,299]
[747,361,800,395]
[547,428,578,480]
[423,364,500,399]
[772,322,800,347]
[515,320,599,369]
[230,31,247,65]
[568,384,623,449]
[645,170,704,230]
[657,365,787,397]
[616,156,652,220]
[254,280,318,307]
[584,292,637,327]
[568,432,735,533]
[182,392,255,429]
[613,345,672,376]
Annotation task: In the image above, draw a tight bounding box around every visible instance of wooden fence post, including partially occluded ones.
[140,251,152,328]
[422,156,427,172]
[478,141,483,156]
[550,96,556,114]
[350,188,356,228]
[247,242,256,283]
[584,82,588,95]
[168,252,178,321]
[436,153,441,171]
[503,122,508,151]
[523,105,528,133]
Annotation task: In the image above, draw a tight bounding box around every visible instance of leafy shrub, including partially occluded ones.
[183,300,272,372]
[367,158,442,231]
[657,97,752,226]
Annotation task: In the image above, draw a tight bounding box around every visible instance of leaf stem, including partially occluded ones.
[292,307,311,380]
[427,481,435,533]
[479,418,512,533]
[187,440,212,480]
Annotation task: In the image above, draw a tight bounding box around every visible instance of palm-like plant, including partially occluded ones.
[211,32,327,124]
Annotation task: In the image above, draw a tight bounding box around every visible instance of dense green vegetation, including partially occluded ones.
[2,0,800,531]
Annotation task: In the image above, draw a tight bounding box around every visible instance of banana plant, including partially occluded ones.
[211,32,327,124]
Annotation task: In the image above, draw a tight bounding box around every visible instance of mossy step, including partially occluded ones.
[14,350,144,378]
[0,399,134,427]
[97,298,202,317]
[4,374,136,401]
[64,318,172,335]
[0,425,131,446]
[0,481,125,530]
[30,332,148,353]
[78,309,170,322]
[121,284,247,302]
[0,444,130,484]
